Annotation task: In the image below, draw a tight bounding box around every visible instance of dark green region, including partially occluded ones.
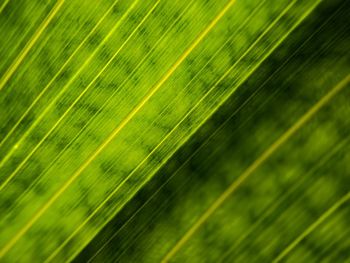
[75,0,350,262]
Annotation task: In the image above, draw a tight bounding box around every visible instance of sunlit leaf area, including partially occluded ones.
[0,0,349,262]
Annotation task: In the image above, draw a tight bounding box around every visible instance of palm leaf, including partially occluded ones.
[0,0,349,262]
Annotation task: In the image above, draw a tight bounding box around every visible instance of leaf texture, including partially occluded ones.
[0,0,349,262]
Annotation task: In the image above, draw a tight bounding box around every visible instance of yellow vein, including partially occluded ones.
[272,191,350,262]
[0,0,139,190]
[0,0,136,161]
[219,137,350,262]
[0,0,196,221]
[106,1,326,258]
[160,74,350,262]
[44,1,201,258]
[217,6,348,260]
[86,86,261,263]
[135,33,343,261]
[123,18,350,257]
[50,1,326,260]
[89,2,342,259]
[89,12,337,259]
[0,0,121,150]
[0,0,10,14]
[56,0,322,259]
[72,0,327,260]
[0,0,235,258]
[48,3,281,261]
[0,0,159,193]
[47,1,243,260]
[0,0,64,92]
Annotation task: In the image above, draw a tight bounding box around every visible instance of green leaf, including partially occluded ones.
[0,0,349,262]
